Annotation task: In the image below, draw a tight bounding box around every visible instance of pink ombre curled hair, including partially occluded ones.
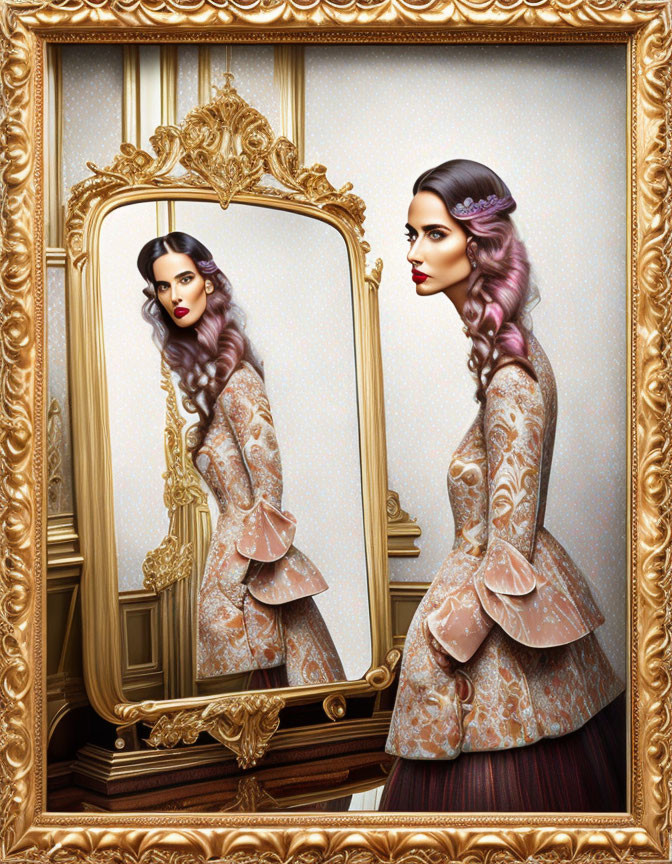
[137,231,264,456]
[413,159,537,403]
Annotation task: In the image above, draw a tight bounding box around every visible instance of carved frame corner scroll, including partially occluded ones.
[0,0,670,861]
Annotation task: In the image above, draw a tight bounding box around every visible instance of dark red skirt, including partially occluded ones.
[379,693,626,811]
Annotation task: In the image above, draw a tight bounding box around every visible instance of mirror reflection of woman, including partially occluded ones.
[382,160,625,811]
[137,232,345,688]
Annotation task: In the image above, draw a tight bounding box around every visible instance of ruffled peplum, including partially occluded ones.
[236,497,329,605]
[426,529,605,663]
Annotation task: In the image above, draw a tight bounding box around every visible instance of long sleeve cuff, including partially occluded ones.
[426,576,494,663]
[236,497,297,562]
[480,536,536,594]
[425,536,535,663]
[474,532,605,650]
[426,533,606,664]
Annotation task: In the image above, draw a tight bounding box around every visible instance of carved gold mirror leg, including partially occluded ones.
[146,693,285,769]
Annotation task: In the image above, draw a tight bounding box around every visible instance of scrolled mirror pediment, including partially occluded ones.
[66,76,368,266]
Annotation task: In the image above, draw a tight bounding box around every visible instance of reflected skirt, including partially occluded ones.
[379,693,625,812]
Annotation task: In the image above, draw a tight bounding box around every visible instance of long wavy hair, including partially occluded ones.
[137,231,264,456]
[413,158,537,403]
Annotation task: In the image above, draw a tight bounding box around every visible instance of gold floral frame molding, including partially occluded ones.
[64,79,396,736]
[0,1,669,863]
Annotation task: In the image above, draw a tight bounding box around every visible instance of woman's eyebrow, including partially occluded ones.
[404,222,450,232]
[154,270,193,286]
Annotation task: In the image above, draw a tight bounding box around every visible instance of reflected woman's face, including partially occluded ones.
[153,251,212,327]
[406,191,471,296]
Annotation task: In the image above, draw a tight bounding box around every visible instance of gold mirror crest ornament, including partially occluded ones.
[65,75,370,268]
[0,0,670,859]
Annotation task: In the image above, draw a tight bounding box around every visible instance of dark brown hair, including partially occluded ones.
[414,159,536,402]
[137,231,263,455]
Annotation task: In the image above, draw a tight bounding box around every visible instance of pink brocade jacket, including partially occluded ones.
[386,332,624,760]
[194,361,333,679]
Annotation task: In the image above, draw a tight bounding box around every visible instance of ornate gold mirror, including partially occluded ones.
[64,79,396,766]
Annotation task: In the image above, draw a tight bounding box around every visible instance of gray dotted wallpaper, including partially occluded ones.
[61,45,123,199]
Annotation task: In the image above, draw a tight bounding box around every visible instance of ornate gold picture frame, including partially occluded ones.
[1,0,670,861]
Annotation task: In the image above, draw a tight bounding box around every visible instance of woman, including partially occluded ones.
[382,160,625,811]
[137,231,345,688]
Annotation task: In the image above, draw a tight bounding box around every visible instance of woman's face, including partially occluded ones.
[406,190,471,296]
[152,251,212,327]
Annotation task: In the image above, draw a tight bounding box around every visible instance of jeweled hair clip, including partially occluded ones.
[450,193,514,218]
[196,258,220,274]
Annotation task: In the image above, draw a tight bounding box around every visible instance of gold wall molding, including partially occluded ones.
[159,44,177,233]
[1,0,670,862]
[160,44,177,126]
[47,397,64,512]
[45,44,62,247]
[274,45,305,165]
[389,581,429,650]
[386,489,421,557]
[47,514,82,568]
[122,45,140,147]
[198,45,211,105]
[146,693,286,769]
[46,246,65,266]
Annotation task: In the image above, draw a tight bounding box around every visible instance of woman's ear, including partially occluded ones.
[205,280,214,294]
[466,239,478,269]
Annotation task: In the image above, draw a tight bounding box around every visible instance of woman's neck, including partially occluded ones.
[442,274,470,327]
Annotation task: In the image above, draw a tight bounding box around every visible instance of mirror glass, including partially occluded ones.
[98,198,372,699]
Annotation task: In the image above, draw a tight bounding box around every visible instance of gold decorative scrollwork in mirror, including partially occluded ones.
[65,77,393,764]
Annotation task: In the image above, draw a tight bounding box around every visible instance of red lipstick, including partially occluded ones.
[412,268,428,284]
[174,307,190,318]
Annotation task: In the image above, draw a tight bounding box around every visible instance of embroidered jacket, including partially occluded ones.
[386,332,623,759]
[194,361,343,684]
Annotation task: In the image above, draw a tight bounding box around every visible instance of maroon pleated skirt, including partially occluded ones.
[379,693,626,812]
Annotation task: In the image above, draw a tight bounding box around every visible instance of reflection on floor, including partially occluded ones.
[349,784,385,811]
[48,725,394,813]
